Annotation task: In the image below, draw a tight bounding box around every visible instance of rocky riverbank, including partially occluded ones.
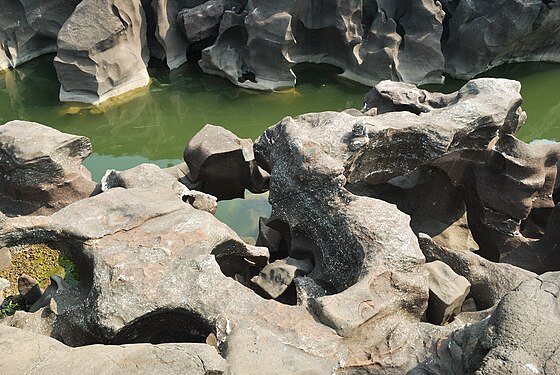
[0,78,559,374]
[1,0,559,104]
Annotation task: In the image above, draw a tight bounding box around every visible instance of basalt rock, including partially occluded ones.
[184,124,269,200]
[419,234,536,310]
[355,79,560,271]
[0,0,81,71]
[101,163,218,214]
[177,0,241,47]
[200,0,445,90]
[55,0,150,104]
[442,0,560,79]
[453,272,560,374]
[0,121,97,216]
[255,109,429,339]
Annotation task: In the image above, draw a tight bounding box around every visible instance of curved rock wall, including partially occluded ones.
[0,0,81,72]
[46,0,560,103]
[54,0,150,104]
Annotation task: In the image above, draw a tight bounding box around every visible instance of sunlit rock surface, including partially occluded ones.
[54,0,150,104]
[0,0,81,71]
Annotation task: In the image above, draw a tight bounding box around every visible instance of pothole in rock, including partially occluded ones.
[110,309,214,345]
[0,243,80,318]
[215,215,318,307]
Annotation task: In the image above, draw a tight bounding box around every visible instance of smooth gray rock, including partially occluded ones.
[177,0,240,44]
[224,321,334,375]
[101,163,218,213]
[251,256,313,299]
[443,0,560,78]
[0,0,81,71]
[55,0,150,104]
[184,124,269,199]
[0,121,97,216]
[0,325,228,375]
[425,260,471,325]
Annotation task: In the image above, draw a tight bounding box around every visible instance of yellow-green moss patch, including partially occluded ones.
[0,244,79,297]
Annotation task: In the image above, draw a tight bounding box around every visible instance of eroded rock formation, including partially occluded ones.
[0,120,97,216]
[54,0,150,104]
[0,0,81,72]
[1,78,559,373]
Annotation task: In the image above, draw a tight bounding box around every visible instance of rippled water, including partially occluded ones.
[1,55,559,237]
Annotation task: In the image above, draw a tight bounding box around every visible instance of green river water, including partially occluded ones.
[1,55,559,238]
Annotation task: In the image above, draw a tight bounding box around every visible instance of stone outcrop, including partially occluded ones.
[54,0,150,104]
[449,272,560,374]
[0,325,228,374]
[184,124,269,200]
[199,0,445,90]
[0,0,81,72]
[354,79,560,272]
[420,234,536,310]
[442,0,560,78]
[0,120,97,216]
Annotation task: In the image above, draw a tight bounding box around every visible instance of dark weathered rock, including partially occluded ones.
[347,78,525,186]
[200,0,445,90]
[184,124,269,200]
[55,0,150,104]
[443,0,560,79]
[0,0,81,71]
[255,109,429,339]
[453,272,560,374]
[18,274,42,305]
[425,260,470,325]
[177,0,239,45]
[250,256,313,299]
[419,234,536,310]
[0,325,228,374]
[0,121,97,216]
[431,134,560,269]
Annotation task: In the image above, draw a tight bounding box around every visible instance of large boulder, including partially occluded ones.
[54,0,150,104]
[184,124,269,200]
[442,0,560,78]
[254,106,429,343]
[355,79,560,271]
[0,0,81,71]
[453,272,560,374]
[0,120,97,216]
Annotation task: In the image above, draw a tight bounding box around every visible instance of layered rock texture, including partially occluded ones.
[1,78,560,373]
[54,0,150,104]
[0,0,81,72]
[1,0,554,102]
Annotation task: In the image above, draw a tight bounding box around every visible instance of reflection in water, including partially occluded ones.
[1,56,559,238]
